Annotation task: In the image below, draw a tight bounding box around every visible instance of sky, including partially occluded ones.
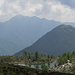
[0,0,75,22]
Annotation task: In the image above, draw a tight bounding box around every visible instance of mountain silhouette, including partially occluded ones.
[0,15,61,55]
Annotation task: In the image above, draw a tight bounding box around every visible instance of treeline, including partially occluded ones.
[57,51,75,65]
[0,51,55,65]
[23,50,54,62]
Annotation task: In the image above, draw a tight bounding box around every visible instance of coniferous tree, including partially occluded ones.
[35,51,39,61]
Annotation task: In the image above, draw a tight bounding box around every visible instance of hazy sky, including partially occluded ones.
[0,0,75,22]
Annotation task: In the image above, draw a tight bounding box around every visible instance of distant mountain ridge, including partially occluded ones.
[0,15,62,55]
[14,25,75,56]
[1,15,75,55]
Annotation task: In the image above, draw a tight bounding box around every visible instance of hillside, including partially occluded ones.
[0,63,74,75]
[15,25,75,56]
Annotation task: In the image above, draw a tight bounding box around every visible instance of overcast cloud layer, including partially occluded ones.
[0,0,75,22]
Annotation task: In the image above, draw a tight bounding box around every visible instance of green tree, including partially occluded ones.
[41,64,48,71]
[57,52,73,65]
[48,62,50,68]
[35,51,39,61]
[28,53,31,59]
[47,55,50,61]
[24,50,29,56]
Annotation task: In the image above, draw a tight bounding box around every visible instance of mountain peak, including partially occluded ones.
[14,25,75,56]
[9,15,40,21]
[52,25,74,32]
[57,24,73,28]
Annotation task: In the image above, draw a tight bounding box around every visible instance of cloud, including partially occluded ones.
[34,0,75,22]
[58,0,75,9]
[0,0,75,22]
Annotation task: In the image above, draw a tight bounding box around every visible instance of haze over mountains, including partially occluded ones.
[0,15,62,55]
[15,25,75,56]
[0,15,75,55]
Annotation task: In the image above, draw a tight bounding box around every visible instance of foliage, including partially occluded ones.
[35,51,40,61]
[0,51,55,66]
[41,64,49,71]
[57,52,74,65]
